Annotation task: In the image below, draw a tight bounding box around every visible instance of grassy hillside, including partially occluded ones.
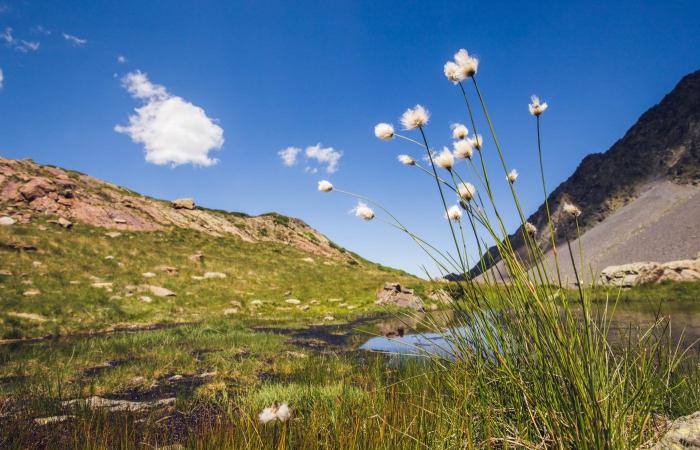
[0,219,421,340]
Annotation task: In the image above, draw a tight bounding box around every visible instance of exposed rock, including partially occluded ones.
[223,308,238,315]
[139,296,153,303]
[144,285,176,297]
[48,217,73,229]
[157,265,178,275]
[600,256,700,287]
[91,282,113,289]
[652,411,700,449]
[375,282,424,311]
[19,177,56,202]
[22,289,41,296]
[427,289,453,304]
[105,232,122,238]
[61,396,175,413]
[203,271,226,279]
[323,316,335,321]
[172,198,195,210]
[189,252,204,263]
[285,299,301,305]
[0,216,16,226]
[8,312,47,322]
[0,158,354,262]
[230,300,242,308]
[142,272,156,278]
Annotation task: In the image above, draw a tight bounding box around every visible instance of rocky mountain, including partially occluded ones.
[0,157,349,261]
[473,69,700,282]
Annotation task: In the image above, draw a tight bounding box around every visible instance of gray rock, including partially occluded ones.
[0,216,16,226]
[652,411,700,449]
[145,285,176,297]
[600,256,700,287]
[375,282,424,311]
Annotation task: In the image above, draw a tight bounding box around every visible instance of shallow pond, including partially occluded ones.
[359,301,700,358]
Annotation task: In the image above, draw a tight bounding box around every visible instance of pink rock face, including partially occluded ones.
[19,177,56,202]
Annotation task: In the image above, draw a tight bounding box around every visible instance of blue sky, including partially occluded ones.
[1,0,699,276]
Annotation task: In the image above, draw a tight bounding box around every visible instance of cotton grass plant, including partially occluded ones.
[319,48,693,448]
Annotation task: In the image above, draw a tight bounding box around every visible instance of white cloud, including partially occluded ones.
[117,55,127,64]
[305,144,342,173]
[114,71,224,167]
[278,146,301,166]
[33,25,51,35]
[2,27,39,52]
[0,68,3,88]
[62,32,87,46]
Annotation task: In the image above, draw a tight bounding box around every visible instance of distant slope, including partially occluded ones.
[0,157,349,261]
[473,69,700,280]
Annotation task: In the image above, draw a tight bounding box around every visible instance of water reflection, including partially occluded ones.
[360,302,700,357]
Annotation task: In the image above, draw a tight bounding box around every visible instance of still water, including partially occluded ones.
[360,301,700,358]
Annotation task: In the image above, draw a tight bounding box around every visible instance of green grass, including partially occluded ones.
[0,220,420,340]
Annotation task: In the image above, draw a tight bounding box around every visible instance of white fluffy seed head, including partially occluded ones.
[454,49,479,77]
[458,182,476,201]
[352,202,375,221]
[453,139,474,159]
[397,154,416,166]
[374,123,395,140]
[259,407,277,424]
[524,222,537,235]
[443,61,465,84]
[400,105,430,130]
[318,180,333,192]
[529,95,548,116]
[451,123,469,140]
[507,169,518,183]
[434,147,454,170]
[563,202,582,217]
[259,402,291,424]
[445,205,463,221]
[275,403,291,422]
[470,134,483,150]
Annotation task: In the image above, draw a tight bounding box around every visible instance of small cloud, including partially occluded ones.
[278,146,301,166]
[1,27,13,43]
[304,167,318,174]
[117,55,127,64]
[16,40,39,52]
[32,25,51,35]
[115,70,225,167]
[62,32,87,47]
[305,144,342,173]
[2,27,40,52]
[0,68,4,89]
[0,4,8,13]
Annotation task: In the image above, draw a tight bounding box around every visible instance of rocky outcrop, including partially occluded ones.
[471,70,700,278]
[172,198,195,210]
[0,157,354,261]
[600,255,700,287]
[653,411,700,449]
[375,283,424,311]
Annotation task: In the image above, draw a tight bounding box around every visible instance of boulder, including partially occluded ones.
[375,282,424,311]
[172,198,195,210]
[0,216,16,226]
[600,256,700,287]
[144,285,176,297]
[19,177,56,202]
[48,217,73,229]
[652,411,700,449]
